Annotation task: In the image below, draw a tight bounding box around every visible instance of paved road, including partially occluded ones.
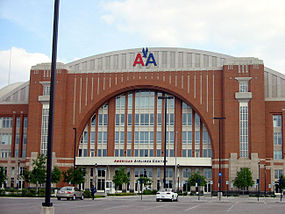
[1,196,285,214]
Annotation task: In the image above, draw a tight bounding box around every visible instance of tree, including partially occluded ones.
[0,167,6,187]
[30,154,47,192]
[112,167,130,191]
[51,166,61,185]
[63,167,85,186]
[188,172,207,187]
[21,168,31,188]
[233,168,254,190]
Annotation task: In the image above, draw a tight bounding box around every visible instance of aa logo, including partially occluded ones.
[133,48,157,67]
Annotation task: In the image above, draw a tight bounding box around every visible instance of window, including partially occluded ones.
[128,114,132,125]
[195,131,200,144]
[239,81,248,92]
[274,132,282,145]
[274,150,282,160]
[183,168,191,178]
[240,103,249,158]
[275,169,283,179]
[127,132,132,144]
[273,115,282,127]
[203,168,212,179]
[157,149,161,157]
[157,132,161,144]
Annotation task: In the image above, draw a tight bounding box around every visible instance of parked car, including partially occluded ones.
[56,186,84,200]
[156,189,178,202]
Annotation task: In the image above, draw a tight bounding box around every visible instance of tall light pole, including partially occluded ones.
[42,0,60,211]
[257,161,260,201]
[158,95,173,189]
[73,128,77,187]
[214,117,226,201]
[264,164,267,196]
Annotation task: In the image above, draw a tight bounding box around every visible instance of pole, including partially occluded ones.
[158,95,173,189]
[219,119,221,200]
[73,128,77,187]
[214,117,225,201]
[42,0,60,208]
[163,96,167,189]
[257,162,260,201]
[174,131,178,192]
[264,165,266,197]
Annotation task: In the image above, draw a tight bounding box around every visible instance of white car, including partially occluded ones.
[156,189,178,202]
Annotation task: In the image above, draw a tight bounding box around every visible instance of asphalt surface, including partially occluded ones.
[1,195,285,214]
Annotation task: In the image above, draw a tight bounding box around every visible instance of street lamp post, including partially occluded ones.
[257,161,260,201]
[264,164,267,196]
[213,117,226,201]
[158,95,173,189]
[73,128,77,187]
[42,0,60,210]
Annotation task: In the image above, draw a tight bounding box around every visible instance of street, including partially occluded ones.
[0,196,285,214]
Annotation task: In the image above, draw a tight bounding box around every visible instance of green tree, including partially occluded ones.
[21,168,32,188]
[30,154,47,192]
[233,168,254,190]
[0,167,6,187]
[63,167,85,186]
[188,172,207,187]
[112,167,130,191]
[51,166,61,185]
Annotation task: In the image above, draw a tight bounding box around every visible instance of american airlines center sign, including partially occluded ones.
[76,157,211,166]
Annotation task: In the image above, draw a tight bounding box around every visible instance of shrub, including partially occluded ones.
[0,189,5,196]
[84,190,92,198]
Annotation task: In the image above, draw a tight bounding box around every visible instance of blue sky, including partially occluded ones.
[1,0,285,89]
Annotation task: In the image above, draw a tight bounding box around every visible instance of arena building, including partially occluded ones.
[0,47,284,193]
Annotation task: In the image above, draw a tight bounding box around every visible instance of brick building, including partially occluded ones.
[0,47,284,193]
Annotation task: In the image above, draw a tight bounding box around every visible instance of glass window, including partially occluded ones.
[239,81,248,92]
[103,114,108,125]
[195,131,200,144]
[103,149,107,156]
[182,150,186,157]
[157,149,161,157]
[128,94,133,109]
[150,114,154,125]
[135,149,138,157]
[157,131,161,144]
[128,114,132,125]
[275,169,284,179]
[116,114,120,125]
[188,149,192,157]
[127,132,132,144]
[150,149,154,157]
[195,114,200,126]
[91,132,95,144]
[120,149,124,157]
[127,149,131,157]
[273,115,282,128]
[157,113,162,125]
[115,149,119,157]
[274,150,282,160]
[103,132,107,144]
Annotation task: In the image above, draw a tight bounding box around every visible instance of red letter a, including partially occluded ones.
[133,53,145,67]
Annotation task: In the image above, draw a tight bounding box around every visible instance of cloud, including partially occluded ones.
[101,0,285,74]
[0,47,50,89]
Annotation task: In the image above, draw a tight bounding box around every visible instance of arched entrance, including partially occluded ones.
[76,89,213,193]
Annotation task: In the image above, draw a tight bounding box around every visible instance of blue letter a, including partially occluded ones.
[145,53,157,66]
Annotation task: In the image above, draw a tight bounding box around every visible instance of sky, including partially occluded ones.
[0,0,285,89]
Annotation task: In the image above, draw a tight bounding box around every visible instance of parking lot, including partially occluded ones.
[1,195,285,214]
